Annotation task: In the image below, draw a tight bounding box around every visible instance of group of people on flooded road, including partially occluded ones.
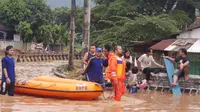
[0,44,190,102]
[82,44,190,101]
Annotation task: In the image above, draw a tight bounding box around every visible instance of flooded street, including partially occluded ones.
[0,61,200,112]
[1,91,200,112]
[15,61,68,80]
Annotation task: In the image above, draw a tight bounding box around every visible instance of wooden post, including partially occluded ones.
[68,0,76,70]
[82,0,91,56]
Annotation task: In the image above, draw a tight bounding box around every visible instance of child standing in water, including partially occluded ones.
[0,45,15,96]
[128,66,147,93]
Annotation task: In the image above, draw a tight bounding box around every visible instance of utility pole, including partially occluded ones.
[82,0,91,57]
[68,0,76,70]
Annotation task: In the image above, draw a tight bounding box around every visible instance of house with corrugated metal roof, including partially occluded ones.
[151,17,200,76]
[0,24,23,50]
[0,24,15,40]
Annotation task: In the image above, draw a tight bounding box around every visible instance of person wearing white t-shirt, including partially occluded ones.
[137,48,164,83]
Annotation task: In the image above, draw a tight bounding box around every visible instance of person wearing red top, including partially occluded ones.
[105,46,126,101]
[103,45,114,60]
[103,44,114,86]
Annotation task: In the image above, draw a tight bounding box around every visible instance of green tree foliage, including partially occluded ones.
[39,24,68,46]
[0,0,30,29]
[53,7,71,25]
[0,0,199,47]
[91,0,197,46]
[91,14,180,46]
[16,21,33,42]
[0,0,52,42]
[24,0,53,42]
[52,7,83,45]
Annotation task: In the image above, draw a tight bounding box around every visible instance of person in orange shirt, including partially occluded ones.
[103,44,114,60]
[105,46,126,101]
[103,45,114,87]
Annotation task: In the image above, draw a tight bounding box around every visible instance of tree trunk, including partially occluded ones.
[68,0,76,70]
[82,0,91,67]
[163,0,169,12]
[53,40,56,51]
[170,0,179,13]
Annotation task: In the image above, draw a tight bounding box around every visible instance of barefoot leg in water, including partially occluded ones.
[171,75,178,86]
[184,67,189,81]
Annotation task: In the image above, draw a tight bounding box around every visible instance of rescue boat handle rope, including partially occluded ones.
[17,80,57,89]
[101,78,113,100]
[102,88,113,100]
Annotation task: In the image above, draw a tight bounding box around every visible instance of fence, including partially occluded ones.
[16,54,82,62]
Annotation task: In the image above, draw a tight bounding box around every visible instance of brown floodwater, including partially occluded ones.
[0,91,200,112]
[0,60,199,112]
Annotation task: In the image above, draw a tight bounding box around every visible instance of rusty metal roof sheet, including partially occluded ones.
[164,38,198,52]
[150,39,176,51]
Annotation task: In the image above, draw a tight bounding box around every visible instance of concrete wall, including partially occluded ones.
[0,41,23,50]
[23,42,32,51]
[190,28,200,39]
[177,31,190,38]
[0,40,32,50]
[177,28,200,39]
[0,40,67,53]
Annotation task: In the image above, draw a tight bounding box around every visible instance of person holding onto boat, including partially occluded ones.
[137,48,164,83]
[105,46,126,101]
[82,48,107,87]
[165,48,190,86]
[0,45,15,96]
[82,44,96,80]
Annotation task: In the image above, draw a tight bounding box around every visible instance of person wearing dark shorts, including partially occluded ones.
[174,69,185,78]
[165,48,190,86]
[137,48,164,83]
[0,45,15,96]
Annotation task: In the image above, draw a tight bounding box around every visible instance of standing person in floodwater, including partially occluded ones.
[105,46,126,101]
[165,48,190,86]
[103,44,114,73]
[122,50,133,77]
[122,50,133,64]
[82,48,107,87]
[0,45,15,96]
[82,44,96,80]
[103,45,114,61]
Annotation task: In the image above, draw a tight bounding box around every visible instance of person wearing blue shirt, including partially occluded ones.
[1,45,15,96]
[82,48,107,87]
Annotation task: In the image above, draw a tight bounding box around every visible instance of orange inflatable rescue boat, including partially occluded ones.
[15,76,103,100]
[33,76,92,84]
